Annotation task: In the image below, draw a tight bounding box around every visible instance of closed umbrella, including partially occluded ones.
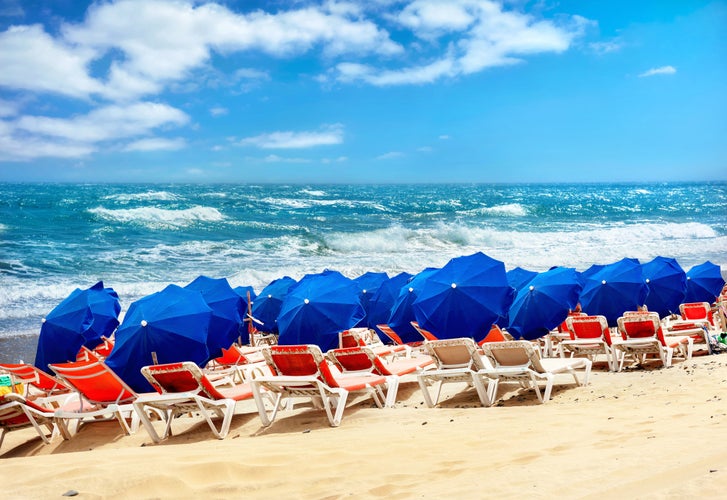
[353,271,389,322]
[105,284,212,393]
[412,252,515,341]
[277,270,365,352]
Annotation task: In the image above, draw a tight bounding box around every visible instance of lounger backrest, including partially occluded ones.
[327,347,375,373]
[411,322,438,341]
[93,337,115,358]
[424,338,480,370]
[339,330,361,348]
[142,362,224,400]
[376,324,404,345]
[478,325,507,345]
[0,363,70,395]
[482,341,536,369]
[50,359,136,405]
[680,302,713,325]
[617,315,658,339]
[215,346,245,366]
[567,315,612,344]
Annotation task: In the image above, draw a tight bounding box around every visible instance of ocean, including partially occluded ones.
[1,182,726,363]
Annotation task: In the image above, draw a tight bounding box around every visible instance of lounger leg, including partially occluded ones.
[472,376,493,407]
[251,381,275,427]
[133,402,163,443]
[417,375,436,408]
[384,376,399,408]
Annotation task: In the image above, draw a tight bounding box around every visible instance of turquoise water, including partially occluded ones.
[1,182,726,361]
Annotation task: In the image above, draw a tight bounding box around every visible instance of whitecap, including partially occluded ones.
[299,189,327,197]
[103,191,179,202]
[88,206,224,229]
[470,203,528,217]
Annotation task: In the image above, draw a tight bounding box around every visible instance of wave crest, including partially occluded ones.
[88,206,225,228]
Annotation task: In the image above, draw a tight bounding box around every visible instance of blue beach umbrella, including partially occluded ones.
[684,261,725,304]
[367,271,413,333]
[353,271,389,321]
[412,252,515,341]
[106,284,212,393]
[507,267,538,292]
[388,267,439,343]
[579,258,649,326]
[234,285,257,311]
[507,267,582,340]
[251,276,296,333]
[642,257,687,317]
[277,270,365,352]
[185,276,244,357]
[35,281,120,373]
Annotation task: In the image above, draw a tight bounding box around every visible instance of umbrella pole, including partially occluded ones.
[247,291,255,348]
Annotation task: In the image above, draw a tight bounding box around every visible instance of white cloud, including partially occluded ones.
[210,106,228,116]
[376,151,404,160]
[240,124,344,149]
[0,25,103,99]
[15,102,189,142]
[439,134,450,140]
[638,65,677,78]
[0,120,95,161]
[329,0,587,86]
[123,137,187,152]
[263,154,312,163]
[589,39,623,55]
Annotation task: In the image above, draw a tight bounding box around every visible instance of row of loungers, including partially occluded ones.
[0,302,718,449]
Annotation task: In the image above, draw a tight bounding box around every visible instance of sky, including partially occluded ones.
[0,0,725,183]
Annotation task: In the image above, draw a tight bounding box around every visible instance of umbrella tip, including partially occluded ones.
[601,280,607,285]
[268,294,273,298]
[304,298,310,304]
[41,318,46,323]
[451,283,457,289]
[141,320,148,327]
[645,278,650,284]
[687,276,691,280]
[409,287,414,293]
[529,285,535,291]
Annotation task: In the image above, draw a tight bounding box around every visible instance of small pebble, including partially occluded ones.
[62,490,79,497]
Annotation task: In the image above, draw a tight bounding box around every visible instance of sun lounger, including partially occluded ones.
[417,338,498,407]
[0,392,64,448]
[339,328,409,358]
[327,346,435,406]
[49,359,143,438]
[410,321,439,341]
[251,345,387,427]
[205,344,268,384]
[134,361,258,442]
[558,315,619,371]
[376,324,424,349]
[0,362,74,405]
[614,313,692,371]
[481,340,591,403]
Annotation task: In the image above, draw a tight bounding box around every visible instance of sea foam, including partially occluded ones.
[88,206,225,228]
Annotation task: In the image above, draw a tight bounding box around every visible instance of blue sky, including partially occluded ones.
[0,0,725,183]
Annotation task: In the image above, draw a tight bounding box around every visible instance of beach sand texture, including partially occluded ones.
[2,354,727,499]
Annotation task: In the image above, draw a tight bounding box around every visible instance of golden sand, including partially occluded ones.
[3,354,727,499]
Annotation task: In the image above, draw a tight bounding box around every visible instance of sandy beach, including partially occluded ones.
[3,352,727,499]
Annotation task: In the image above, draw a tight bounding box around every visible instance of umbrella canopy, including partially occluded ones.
[185,276,244,357]
[412,252,515,341]
[579,258,649,326]
[367,271,413,333]
[507,267,538,291]
[277,270,365,352]
[684,261,725,304]
[388,267,439,343]
[35,281,120,373]
[353,271,389,321]
[251,276,296,333]
[105,284,212,393]
[507,267,583,340]
[642,256,687,317]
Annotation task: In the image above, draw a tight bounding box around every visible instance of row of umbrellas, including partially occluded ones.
[35,254,724,392]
